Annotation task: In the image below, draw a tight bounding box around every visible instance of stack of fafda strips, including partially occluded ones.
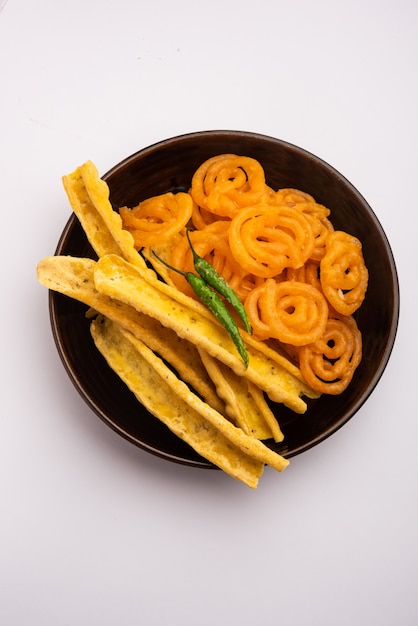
[37,161,319,488]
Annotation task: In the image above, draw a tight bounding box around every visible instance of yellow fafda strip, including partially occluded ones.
[90,317,267,488]
[91,316,289,478]
[62,160,149,271]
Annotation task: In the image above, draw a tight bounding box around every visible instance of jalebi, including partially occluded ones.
[297,311,362,394]
[228,204,315,277]
[244,278,329,345]
[190,198,229,230]
[120,192,193,248]
[190,154,270,218]
[320,230,368,316]
[285,260,321,290]
[273,188,319,208]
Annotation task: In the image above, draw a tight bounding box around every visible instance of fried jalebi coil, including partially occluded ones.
[190,154,270,218]
[305,214,334,261]
[273,188,330,216]
[228,204,315,278]
[271,189,333,262]
[228,272,266,304]
[273,188,318,207]
[190,195,229,230]
[297,311,362,394]
[286,260,322,290]
[244,280,275,340]
[320,230,368,316]
[120,191,193,248]
[245,278,329,345]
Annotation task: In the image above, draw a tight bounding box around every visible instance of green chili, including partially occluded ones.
[153,251,249,368]
[186,230,252,334]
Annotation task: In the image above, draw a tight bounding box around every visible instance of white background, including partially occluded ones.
[1,1,417,624]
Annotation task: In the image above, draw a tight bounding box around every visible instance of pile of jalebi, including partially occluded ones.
[120,154,368,395]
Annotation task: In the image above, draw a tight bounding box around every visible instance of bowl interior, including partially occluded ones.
[50,130,399,466]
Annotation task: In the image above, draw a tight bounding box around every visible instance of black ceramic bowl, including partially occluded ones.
[50,130,399,468]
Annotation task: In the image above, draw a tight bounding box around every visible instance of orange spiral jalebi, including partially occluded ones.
[298,311,362,394]
[245,278,329,345]
[273,188,330,216]
[243,280,275,340]
[285,260,322,290]
[229,204,315,277]
[271,189,333,262]
[190,154,270,218]
[228,272,268,304]
[190,197,229,230]
[320,230,369,316]
[120,192,193,248]
[273,188,316,206]
[305,214,334,261]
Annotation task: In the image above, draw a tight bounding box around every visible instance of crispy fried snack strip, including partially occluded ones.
[36,255,223,413]
[141,236,182,288]
[90,316,266,488]
[62,161,149,270]
[246,381,284,443]
[198,349,277,441]
[93,254,314,413]
[102,319,288,473]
